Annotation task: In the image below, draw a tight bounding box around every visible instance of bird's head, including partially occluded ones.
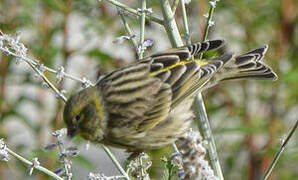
[63,87,107,142]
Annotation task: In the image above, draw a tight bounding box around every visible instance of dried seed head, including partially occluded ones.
[178,129,219,180]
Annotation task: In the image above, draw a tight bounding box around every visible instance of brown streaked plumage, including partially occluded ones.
[63,40,277,152]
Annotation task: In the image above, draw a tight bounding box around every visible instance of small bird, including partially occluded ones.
[63,40,277,153]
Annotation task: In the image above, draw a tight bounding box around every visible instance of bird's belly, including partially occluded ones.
[103,98,195,150]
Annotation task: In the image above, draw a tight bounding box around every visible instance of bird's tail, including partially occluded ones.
[203,45,278,90]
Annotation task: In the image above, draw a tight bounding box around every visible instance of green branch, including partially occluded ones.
[159,0,183,47]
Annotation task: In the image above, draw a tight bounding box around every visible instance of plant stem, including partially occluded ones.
[0,47,94,87]
[118,11,138,48]
[6,147,63,180]
[199,1,216,59]
[171,143,180,154]
[0,46,68,102]
[180,0,191,45]
[195,1,224,179]
[193,94,224,179]
[101,145,131,180]
[262,119,298,180]
[159,0,183,47]
[138,0,146,59]
[29,60,67,102]
[103,0,163,25]
[171,0,179,14]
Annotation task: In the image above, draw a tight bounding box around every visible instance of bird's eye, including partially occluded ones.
[75,114,81,121]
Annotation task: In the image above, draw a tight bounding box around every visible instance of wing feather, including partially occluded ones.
[99,40,226,134]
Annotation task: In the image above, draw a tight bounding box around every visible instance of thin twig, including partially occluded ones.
[103,0,163,25]
[101,145,131,180]
[138,0,146,59]
[180,0,191,45]
[171,143,180,154]
[0,47,94,87]
[6,147,63,180]
[118,9,139,52]
[262,119,298,180]
[195,1,224,179]
[0,47,67,102]
[199,0,216,59]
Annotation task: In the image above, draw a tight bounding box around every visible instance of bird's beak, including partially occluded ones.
[67,127,77,139]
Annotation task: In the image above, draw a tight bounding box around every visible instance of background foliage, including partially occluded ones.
[0,0,297,179]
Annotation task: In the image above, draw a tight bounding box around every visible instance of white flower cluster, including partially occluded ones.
[179,129,219,180]
[0,138,9,161]
[170,152,185,179]
[137,39,153,55]
[0,32,27,64]
[127,152,152,180]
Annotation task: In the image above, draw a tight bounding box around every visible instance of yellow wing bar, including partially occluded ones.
[150,59,208,77]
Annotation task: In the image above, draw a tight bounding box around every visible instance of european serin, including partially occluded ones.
[63,40,277,153]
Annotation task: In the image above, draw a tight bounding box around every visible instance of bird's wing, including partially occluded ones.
[144,40,231,108]
[136,40,230,130]
[99,40,227,133]
[99,61,173,135]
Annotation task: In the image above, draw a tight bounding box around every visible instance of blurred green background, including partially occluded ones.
[0,0,297,179]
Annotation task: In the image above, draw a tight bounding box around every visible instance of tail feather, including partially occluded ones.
[235,55,256,65]
[221,45,278,81]
[242,45,268,60]
[202,45,277,91]
[223,71,277,80]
